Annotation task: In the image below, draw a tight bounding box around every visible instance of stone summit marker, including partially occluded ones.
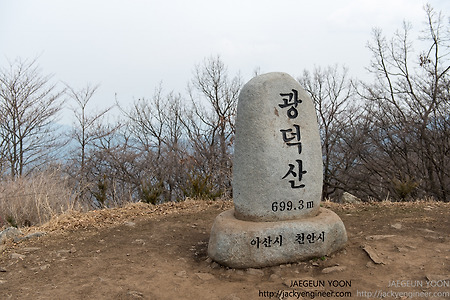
[208,72,347,268]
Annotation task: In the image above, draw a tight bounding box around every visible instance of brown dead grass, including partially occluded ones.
[39,198,234,232]
[0,169,77,227]
[17,197,445,238]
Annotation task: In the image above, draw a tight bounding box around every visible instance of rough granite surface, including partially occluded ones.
[233,72,323,222]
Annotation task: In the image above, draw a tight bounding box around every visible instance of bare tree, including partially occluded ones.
[299,65,359,199]
[65,83,117,206]
[124,85,181,157]
[359,4,449,201]
[185,55,242,197]
[123,85,186,203]
[0,58,64,179]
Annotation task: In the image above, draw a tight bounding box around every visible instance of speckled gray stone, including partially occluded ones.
[208,208,347,268]
[233,72,322,221]
[208,72,347,268]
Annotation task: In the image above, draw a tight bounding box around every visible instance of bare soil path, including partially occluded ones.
[1,200,449,299]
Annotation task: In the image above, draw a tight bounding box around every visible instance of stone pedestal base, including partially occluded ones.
[208,208,347,268]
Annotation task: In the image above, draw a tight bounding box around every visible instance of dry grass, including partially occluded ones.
[1,172,443,234]
[40,198,233,232]
[29,197,449,234]
[0,167,234,231]
[0,168,79,228]
[322,196,448,213]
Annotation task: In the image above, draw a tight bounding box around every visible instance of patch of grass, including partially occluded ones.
[0,168,78,227]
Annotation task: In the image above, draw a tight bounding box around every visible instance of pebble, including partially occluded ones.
[235,270,244,275]
[210,262,220,269]
[175,271,187,278]
[363,245,385,264]
[322,266,347,274]
[269,273,280,281]
[132,239,146,245]
[57,249,71,255]
[195,272,215,281]
[366,235,396,240]
[10,253,26,260]
[22,247,40,253]
[246,268,264,276]
[127,290,144,299]
[124,221,136,227]
[395,246,410,252]
[391,223,402,230]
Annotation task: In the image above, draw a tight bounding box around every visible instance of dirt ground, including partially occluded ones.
[0,199,449,300]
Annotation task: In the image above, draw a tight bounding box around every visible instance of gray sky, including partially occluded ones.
[1,0,449,123]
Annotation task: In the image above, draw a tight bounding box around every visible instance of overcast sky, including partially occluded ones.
[1,0,449,123]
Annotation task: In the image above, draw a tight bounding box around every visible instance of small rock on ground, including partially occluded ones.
[124,221,136,227]
[365,235,396,240]
[363,245,385,264]
[246,268,264,276]
[22,247,40,253]
[10,253,26,260]
[391,223,402,229]
[322,266,347,274]
[195,272,215,281]
[341,192,361,204]
[175,271,187,278]
[269,273,280,281]
[127,291,144,299]
[0,227,22,243]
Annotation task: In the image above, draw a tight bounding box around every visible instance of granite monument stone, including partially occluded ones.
[208,72,347,268]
